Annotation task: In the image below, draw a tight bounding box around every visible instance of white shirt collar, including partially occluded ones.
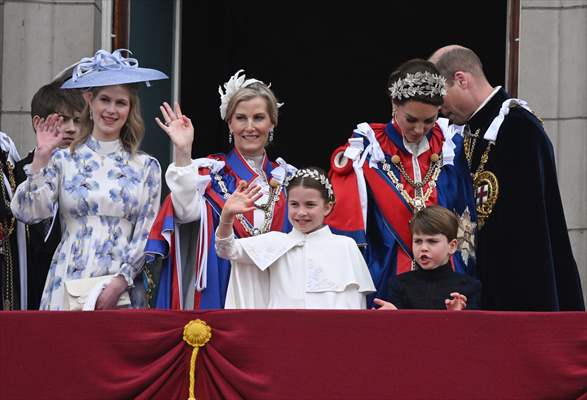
[469,86,501,120]
[402,135,430,157]
[245,154,264,170]
[289,225,331,240]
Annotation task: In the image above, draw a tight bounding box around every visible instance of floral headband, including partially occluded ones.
[218,69,283,120]
[389,71,447,100]
[286,168,335,202]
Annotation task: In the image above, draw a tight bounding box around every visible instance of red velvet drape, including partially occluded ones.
[1,310,585,399]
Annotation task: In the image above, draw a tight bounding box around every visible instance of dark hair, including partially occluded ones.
[30,81,85,120]
[409,205,459,241]
[387,58,444,107]
[432,46,485,85]
[286,166,334,203]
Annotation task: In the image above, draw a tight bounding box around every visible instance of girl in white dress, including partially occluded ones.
[216,167,375,309]
[11,50,166,310]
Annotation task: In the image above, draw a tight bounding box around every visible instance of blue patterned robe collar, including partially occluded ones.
[225,148,273,181]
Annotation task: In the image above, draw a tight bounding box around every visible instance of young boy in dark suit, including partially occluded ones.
[374,205,481,310]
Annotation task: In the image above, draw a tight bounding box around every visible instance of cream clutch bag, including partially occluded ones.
[63,275,131,310]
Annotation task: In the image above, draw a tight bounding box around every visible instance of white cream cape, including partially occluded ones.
[216,225,375,309]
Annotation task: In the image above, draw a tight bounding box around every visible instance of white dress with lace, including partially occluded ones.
[166,155,274,225]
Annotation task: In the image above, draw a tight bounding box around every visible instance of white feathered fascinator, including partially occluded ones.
[218,69,283,120]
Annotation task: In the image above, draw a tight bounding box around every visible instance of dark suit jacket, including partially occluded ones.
[386,263,481,310]
[1,149,21,309]
[467,88,584,311]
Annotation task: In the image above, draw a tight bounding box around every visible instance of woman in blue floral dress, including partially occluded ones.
[11,49,166,310]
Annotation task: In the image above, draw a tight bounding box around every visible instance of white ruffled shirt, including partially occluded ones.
[166,157,273,228]
[165,160,215,224]
[215,225,375,309]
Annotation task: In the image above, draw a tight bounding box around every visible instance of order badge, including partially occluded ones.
[474,170,499,229]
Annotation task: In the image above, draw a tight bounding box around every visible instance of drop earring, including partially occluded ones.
[228,131,232,144]
[89,109,93,121]
[269,129,274,143]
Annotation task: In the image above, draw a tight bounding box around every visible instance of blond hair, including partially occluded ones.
[71,84,144,154]
[224,82,280,126]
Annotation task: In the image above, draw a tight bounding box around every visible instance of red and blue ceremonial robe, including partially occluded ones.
[145,149,292,309]
[326,119,476,304]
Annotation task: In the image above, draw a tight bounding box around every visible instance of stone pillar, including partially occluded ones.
[0,0,102,155]
[519,0,587,300]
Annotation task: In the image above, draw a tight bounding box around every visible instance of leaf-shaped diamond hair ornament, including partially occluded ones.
[389,71,447,100]
[285,168,335,202]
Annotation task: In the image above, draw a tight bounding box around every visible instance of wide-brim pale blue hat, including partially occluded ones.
[61,49,168,89]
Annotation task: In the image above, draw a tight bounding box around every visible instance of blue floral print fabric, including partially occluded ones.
[11,136,161,310]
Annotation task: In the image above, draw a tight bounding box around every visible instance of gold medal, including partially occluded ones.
[473,170,499,229]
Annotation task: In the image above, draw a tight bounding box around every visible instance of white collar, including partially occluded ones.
[245,154,264,170]
[402,135,430,157]
[469,86,501,120]
[289,225,331,240]
[87,135,123,155]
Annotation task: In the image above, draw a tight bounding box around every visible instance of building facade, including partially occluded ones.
[1,0,585,300]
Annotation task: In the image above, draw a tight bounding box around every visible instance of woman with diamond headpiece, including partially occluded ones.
[11,49,165,310]
[326,59,476,306]
[146,70,297,309]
